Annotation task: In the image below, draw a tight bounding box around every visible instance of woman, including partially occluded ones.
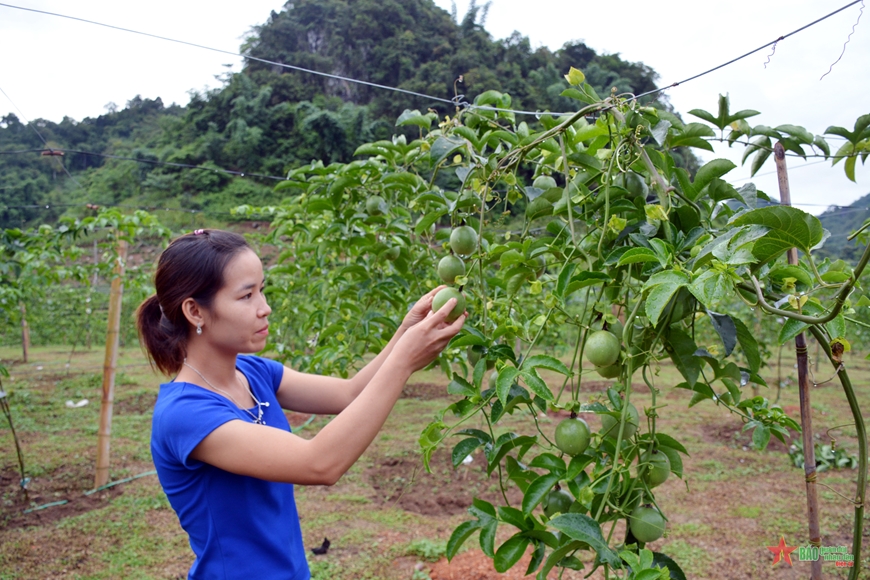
[137,229,465,580]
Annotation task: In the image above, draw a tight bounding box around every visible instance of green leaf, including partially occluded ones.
[706,310,737,356]
[548,514,621,566]
[669,123,715,151]
[396,109,434,131]
[643,271,690,326]
[494,535,531,573]
[480,518,498,557]
[521,354,571,376]
[694,159,736,192]
[520,370,555,401]
[498,506,532,531]
[617,247,660,266]
[555,262,577,300]
[446,520,480,560]
[813,135,831,157]
[732,317,761,373]
[431,136,466,165]
[753,425,771,450]
[775,124,814,144]
[522,472,561,515]
[452,438,483,468]
[750,148,773,176]
[688,108,719,127]
[447,377,477,397]
[564,271,610,297]
[663,327,701,387]
[496,367,521,407]
[845,155,857,182]
[732,206,825,264]
[687,269,732,306]
[652,552,688,580]
[769,265,814,289]
[537,541,584,580]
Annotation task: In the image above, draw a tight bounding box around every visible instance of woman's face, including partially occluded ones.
[200,248,271,355]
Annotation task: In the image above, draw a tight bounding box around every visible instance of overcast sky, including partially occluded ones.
[0,0,867,214]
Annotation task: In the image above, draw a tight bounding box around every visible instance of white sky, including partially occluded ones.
[0,0,867,214]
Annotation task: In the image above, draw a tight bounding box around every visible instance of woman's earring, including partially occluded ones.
[196,324,202,336]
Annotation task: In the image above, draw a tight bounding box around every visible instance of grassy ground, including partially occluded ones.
[0,343,867,579]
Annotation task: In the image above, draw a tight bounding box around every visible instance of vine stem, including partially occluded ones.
[597,152,617,263]
[594,298,643,522]
[808,327,866,580]
[558,135,577,247]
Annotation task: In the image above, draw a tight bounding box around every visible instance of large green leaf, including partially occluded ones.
[494,535,531,573]
[732,317,761,373]
[548,513,621,566]
[522,472,561,515]
[643,270,690,326]
[663,327,701,387]
[521,354,571,376]
[687,269,732,306]
[706,310,737,356]
[693,159,736,193]
[446,520,480,560]
[430,136,467,165]
[731,206,825,264]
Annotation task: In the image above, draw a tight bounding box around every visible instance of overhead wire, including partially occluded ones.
[632,0,865,101]
[0,1,864,118]
[0,83,88,195]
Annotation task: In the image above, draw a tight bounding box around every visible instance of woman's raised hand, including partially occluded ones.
[392,293,466,373]
[399,285,447,331]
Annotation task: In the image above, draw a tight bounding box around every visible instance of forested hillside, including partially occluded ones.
[0,0,672,229]
[817,193,870,262]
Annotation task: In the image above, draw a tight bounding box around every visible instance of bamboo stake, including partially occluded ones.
[19,302,30,363]
[94,237,127,488]
[775,142,822,579]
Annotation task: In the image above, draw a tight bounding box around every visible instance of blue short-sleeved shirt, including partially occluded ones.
[151,355,311,580]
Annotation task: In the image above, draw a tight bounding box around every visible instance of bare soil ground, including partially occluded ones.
[1,347,867,579]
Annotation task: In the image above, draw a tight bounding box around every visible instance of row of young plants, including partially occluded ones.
[239,76,868,578]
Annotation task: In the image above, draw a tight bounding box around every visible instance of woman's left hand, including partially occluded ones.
[400,285,447,331]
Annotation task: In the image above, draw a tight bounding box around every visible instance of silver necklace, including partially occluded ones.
[183,360,269,425]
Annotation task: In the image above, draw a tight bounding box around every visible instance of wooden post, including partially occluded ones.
[19,302,30,363]
[774,142,822,579]
[94,237,127,489]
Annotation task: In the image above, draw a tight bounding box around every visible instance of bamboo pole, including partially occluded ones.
[775,142,822,579]
[19,302,30,363]
[94,237,127,488]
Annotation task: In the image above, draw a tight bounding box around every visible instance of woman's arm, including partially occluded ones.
[189,299,465,486]
[274,286,447,415]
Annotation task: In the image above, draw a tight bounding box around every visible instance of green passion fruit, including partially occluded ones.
[533,175,558,191]
[366,195,387,216]
[585,330,620,367]
[449,226,478,256]
[615,171,649,199]
[629,505,666,543]
[600,402,640,440]
[640,450,671,488]
[467,345,495,370]
[554,417,591,456]
[543,488,573,518]
[437,255,466,284]
[385,247,401,261]
[595,362,621,379]
[431,287,466,322]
